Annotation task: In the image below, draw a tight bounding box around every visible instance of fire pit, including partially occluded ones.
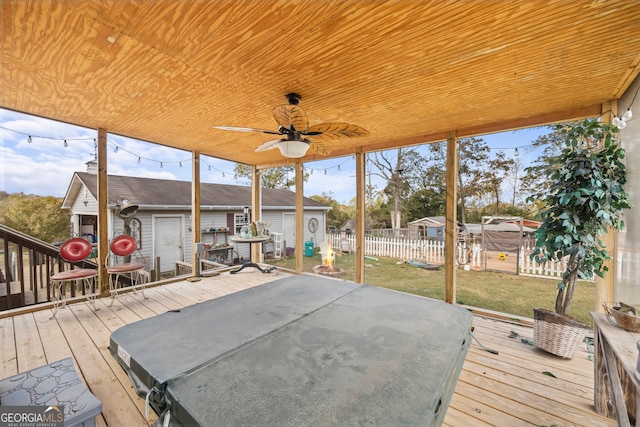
[313,264,345,277]
[313,243,345,276]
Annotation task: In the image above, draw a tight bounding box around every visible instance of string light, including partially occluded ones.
[612,109,633,129]
[301,157,353,176]
[609,83,638,129]
[2,124,237,177]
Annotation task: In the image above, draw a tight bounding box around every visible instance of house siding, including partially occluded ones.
[64,174,330,273]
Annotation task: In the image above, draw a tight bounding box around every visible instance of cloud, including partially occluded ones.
[1,145,85,196]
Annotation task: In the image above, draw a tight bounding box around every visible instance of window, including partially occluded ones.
[235,213,249,234]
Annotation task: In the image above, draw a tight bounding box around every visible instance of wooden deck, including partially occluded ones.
[0,272,615,427]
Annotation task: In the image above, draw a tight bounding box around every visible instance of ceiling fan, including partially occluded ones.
[213,93,369,158]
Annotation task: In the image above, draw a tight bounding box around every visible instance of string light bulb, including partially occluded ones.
[63,140,68,147]
[137,157,141,163]
[114,146,119,153]
[514,148,519,157]
[160,162,163,168]
[612,107,633,129]
[27,135,32,143]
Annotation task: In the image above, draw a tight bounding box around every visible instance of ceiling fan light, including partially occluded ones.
[277,140,309,158]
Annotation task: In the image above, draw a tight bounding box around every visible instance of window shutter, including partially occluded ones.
[227,213,235,235]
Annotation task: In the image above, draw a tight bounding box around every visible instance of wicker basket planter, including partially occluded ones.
[603,303,640,332]
[533,308,590,359]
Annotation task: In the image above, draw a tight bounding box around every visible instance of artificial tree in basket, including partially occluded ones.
[528,118,630,358]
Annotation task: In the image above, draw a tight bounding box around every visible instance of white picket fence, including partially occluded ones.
[327,233,567,279]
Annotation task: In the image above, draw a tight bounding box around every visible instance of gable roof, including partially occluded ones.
[63,172,328,210]
[408,216,446,226]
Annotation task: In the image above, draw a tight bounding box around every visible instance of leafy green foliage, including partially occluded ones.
[234,164,308,189]
[309,193,353,230]
[528,119,630,316]
[2,194,71,243]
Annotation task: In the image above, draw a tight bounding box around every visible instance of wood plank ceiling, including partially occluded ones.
[2,0,640,168]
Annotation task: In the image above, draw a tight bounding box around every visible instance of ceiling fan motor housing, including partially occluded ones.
[286,93,302,105]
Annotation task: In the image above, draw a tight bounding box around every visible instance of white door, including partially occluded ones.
[154,216,183,273]
[283,213,295,249]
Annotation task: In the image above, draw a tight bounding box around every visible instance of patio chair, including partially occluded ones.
[319,242,333,265]
[50,237,98,318]
[106,234,147,306]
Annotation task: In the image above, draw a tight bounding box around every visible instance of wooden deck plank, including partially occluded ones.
[463,358,601,418]
[447,390,535,426]
[457,361,615,426]
[1,273,618,427]
[96,295,145,325]
[13,313,47,372]
[0,316,17,377]
[111,293,159,320]
[472,317,595,379]
[69,300,157,425]
[31,307,110,427]
[467,347,594,400]
[54,303,148,427]
[33,308,73,364]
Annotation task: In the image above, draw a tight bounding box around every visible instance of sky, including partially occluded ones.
[1,108,550,204]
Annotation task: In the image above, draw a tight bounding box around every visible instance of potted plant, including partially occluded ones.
[528,118,630,358]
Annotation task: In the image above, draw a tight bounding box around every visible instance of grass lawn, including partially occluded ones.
[266,250,596,327]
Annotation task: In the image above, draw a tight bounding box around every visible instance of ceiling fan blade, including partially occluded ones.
[213,126,280,135]
[255,138,285,152]
[306,122,369,140]
[272,105,309,132]
[308,139,332,155]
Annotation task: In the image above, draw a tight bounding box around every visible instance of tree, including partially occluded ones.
[483,151,516,215]
[3,195,70,243]
[369,148,424,231]
[426,137,491,223]
[234,164,308,189]
[529,119,629,316]
[521,126,567,198]
[504,156,525,207]
[309,193,352,231]
[403,188,445,221]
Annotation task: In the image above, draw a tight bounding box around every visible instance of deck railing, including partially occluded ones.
[0,224,98,311]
